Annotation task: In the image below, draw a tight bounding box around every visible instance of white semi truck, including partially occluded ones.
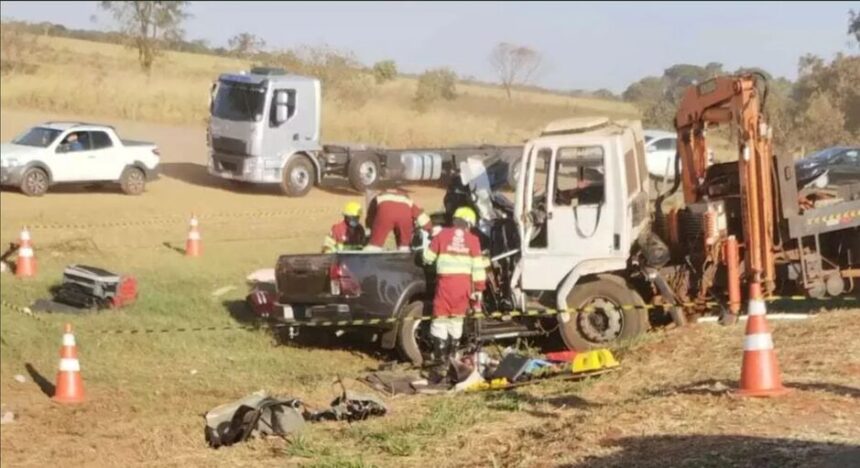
[206,67,522,196]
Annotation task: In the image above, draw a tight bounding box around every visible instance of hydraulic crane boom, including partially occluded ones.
[675,74,776,291]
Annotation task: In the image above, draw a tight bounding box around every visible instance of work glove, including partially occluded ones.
[431,225,443,237]
[470,291,482,303]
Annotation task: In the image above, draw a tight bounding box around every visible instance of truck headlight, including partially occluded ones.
[244,159,257,174]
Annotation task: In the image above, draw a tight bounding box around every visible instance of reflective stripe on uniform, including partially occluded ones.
[471,256,488,282]
[416,212,431,227]
[376,193,413,206]
[59,358,80,372]
[436,254,475,275]
[423,248,438,264]
[744,333,774,351]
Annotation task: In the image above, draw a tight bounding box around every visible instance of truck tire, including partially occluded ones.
[348,153,380,192]
[20,167,50,197]
[119,167,146,195]
[280,156,315,197]
[558,277,649,351]
[396,301,432,366]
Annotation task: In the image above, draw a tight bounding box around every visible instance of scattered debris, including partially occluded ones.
[190,369,198,376]
[203,380,387,449]
[13,375,26,383]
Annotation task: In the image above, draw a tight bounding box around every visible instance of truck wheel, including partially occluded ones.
[281,156,315,197]
[397,301,432,366]
[558,278,649,351]
[120,167,146,195]
[348,154,380,192]
[20,167,50,197]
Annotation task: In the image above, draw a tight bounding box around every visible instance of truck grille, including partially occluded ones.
[212,136,247,156]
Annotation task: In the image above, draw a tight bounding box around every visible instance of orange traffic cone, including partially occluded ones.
[15,226,37,278]
[53,323,85,404]
[734,282,790,397]
[185,214,202,257]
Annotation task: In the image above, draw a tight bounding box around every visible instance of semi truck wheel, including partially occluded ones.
[558,277,649,350]
[397,301,432,366]
[281,157,315,197]
[348,154,380,192]
[20,167,49,197]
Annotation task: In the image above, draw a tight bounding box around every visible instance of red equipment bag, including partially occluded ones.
[247,289,277,318]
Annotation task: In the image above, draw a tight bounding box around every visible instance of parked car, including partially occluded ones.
[0,122,160,196]
[795,146,860,189]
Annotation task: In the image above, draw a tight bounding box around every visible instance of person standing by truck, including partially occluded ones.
[323,201,368,253]
[364,188,432,251]
[422,207,487,376]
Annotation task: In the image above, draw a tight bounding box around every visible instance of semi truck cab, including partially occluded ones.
[208,68,322,191]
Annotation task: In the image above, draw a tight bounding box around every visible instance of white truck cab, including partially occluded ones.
[513,117,652,349]
[0,122,160,196]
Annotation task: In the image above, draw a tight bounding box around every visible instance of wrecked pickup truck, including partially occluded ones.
[274,159,546,366]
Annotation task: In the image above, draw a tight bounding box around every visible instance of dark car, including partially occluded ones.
[795,147,860,188]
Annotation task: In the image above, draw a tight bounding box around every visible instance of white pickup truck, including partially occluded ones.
[0,122,161,196]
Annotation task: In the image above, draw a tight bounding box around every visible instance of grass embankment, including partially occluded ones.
[0,35,639,148]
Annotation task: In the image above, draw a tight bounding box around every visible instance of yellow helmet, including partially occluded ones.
[453,206,477,225]
[343,201,362,217]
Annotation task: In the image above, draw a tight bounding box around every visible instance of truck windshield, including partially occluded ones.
[12,127,62,147]
[212,81,266,122]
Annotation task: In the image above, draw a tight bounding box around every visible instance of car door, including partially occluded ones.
[828,149,860,184]
[86,131,125,181]
[50,131,95,182]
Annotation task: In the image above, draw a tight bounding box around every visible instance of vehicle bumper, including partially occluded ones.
[274,303,392,328]
[0,166,24,186]
[208,153,282,183]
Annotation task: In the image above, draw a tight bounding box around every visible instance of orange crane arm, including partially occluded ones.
[674,74,776,291]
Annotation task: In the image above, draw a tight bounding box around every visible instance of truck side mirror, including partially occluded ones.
[274,91,289,124]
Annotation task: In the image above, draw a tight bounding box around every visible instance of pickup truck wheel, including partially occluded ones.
[120,167,146,195]
[558,278,649,351]
[20,167,49,197]
[348,154,380,192]
[281,157,315,197]
[397,301,432,366]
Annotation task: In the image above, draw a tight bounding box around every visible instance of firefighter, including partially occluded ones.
[323,201,367,253]
[422,206,487,377]
[364,188,432,251]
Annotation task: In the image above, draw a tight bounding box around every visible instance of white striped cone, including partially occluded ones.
[15,227,37,278]
[735,293,790,397]
[185,215,202,257]
[54,323,85,404]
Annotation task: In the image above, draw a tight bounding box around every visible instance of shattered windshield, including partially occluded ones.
[12,127,63,147]
[212,81,266,122]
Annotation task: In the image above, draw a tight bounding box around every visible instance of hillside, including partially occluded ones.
[0,35,639,148]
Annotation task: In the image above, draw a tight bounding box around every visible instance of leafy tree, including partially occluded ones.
[227,32,265,58]
[489,42,542,100]
[372,60,397,84]
[99,1,190,72]
[413,68,458,112]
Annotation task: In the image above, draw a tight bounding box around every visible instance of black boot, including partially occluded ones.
[427,337,450,384]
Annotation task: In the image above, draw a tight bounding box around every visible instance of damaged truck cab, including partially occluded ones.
[511,117,652,349]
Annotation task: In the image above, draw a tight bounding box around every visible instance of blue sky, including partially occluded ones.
[1,1,856,92]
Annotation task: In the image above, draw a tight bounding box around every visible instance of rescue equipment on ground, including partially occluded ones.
[54,265,138,310]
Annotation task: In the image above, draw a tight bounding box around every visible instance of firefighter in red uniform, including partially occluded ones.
[364,188,432,251]
[323,201,367,253]
[422,206,488,375]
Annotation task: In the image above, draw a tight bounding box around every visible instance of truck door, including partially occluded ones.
[86,130,125,181]
[520,144,614,290]
[50,131,94,182]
